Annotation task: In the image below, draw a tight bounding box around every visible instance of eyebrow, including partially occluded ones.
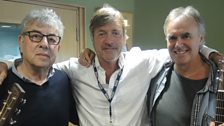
[182,32,190,36]
[167,32,191,36]
[95,29,106,33]
[29,30,58,36]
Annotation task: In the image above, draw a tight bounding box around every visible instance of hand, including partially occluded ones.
[78,48,95,67]
[210,122,224,126]
[0,62,8,85]
[209,52,224,72]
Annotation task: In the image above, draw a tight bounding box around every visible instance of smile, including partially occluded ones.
[174,49,188,54]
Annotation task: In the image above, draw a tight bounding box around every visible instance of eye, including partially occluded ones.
[181,33,191,40]
[112,30,122,38]
[167,35,177,42]
[97,31,106,38]
[47,36,57,44]
[30,33,43,41]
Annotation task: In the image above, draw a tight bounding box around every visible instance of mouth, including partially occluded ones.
[103,47,116,51]
[36,53,50,58]
[174,49,188,54]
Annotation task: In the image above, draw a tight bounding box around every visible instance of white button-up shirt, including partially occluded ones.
[54,48,169,126]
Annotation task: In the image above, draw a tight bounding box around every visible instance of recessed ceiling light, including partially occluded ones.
[1,25,12,28]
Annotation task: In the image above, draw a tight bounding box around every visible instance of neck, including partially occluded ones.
[17,62,50,85]
[99,59,119,84]
[174,56,209,80]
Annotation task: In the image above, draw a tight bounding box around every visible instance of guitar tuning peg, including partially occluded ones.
[220,58,224,63]
[216,75,223,81]
[15,108,21,115]
[7,90,12,95]
[221,69,224,73]
[217,70,221,74]
[217,69,222,73]
[21,99,26,104]
[9,118,17,125]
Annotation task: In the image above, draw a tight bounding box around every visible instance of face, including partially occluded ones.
[19,22,60,69]
[165,17,203,66]
[93,21,125,64]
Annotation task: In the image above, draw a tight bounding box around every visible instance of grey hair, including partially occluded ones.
[89,4,126,38]
[20,8,64,38]
[163,6,206,42]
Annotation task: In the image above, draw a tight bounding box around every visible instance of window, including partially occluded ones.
[0,23,20,61]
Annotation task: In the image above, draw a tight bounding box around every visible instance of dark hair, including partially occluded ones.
[89,4,125,38]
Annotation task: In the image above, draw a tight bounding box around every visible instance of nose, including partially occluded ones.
[39,36,49,49]
[175,37,184,46]
[104,33,114,45]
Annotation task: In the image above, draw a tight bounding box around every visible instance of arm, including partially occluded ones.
[79,45,222,68]
[0,60,11,84]
[0,59,21,85]
[210,122,224,126]
[201,45,224,71]
[209,52,224,71]
[0,62,7,84]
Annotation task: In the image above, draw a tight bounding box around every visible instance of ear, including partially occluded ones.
[18,35,24,55]
[198,36,205,51]
[199,35,205,45]
[200,36,203,42]
[57,44,60,51]
[18,35,24,45]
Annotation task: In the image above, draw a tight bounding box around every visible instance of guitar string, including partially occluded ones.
[0,91,12,117]
[0,91,17,120]
[215,67,224,124]
[216,92,224,122]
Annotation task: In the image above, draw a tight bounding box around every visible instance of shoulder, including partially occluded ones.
[51,69,70,81]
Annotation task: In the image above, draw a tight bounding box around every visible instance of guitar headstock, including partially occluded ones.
[0,83,25,126]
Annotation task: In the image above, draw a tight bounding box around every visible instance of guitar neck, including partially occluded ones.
[0,83,25,126]
[215,90,224,125]
[215,66,224,125]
